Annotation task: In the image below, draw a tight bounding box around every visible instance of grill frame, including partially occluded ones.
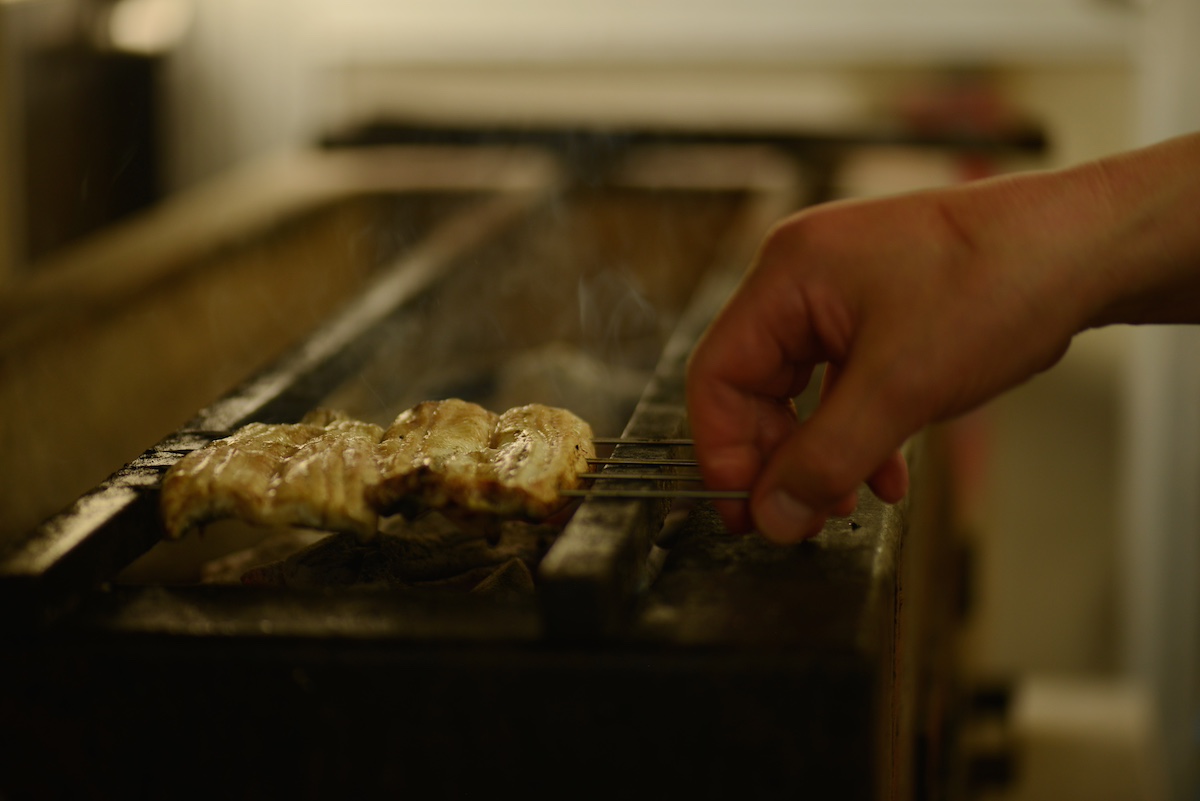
[0,128,1002,799]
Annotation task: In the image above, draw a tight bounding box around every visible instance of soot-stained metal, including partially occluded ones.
[0,125,1005,800]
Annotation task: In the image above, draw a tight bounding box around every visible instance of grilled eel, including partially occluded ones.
[372,400,596,519]
[160,400,595,540]
[160,409,384,541]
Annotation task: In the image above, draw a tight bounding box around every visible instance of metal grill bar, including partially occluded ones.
[561,488,748,500]
[586,457,698,467]
[578,472,704,481]
[591,437,694,446]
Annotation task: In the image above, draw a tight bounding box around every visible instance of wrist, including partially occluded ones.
[1079,133,1200,329]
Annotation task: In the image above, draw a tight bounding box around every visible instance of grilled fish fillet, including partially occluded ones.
[459,403,596,518]
[160,410,384,541]
[373,400,596,519]
[160,400,595,540]
[269,417,384,538]
[373,399,499,512]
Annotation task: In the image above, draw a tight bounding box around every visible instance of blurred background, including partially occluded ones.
[1,1,1197,798]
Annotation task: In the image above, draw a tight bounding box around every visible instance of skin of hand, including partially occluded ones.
[685,132,1200,544]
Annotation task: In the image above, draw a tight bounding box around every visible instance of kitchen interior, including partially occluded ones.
[2,1,1199,799]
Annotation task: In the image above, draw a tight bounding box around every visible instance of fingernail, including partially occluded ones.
[754,490,815,544]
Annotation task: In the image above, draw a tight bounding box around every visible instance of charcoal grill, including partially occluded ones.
[0,124,1027,800]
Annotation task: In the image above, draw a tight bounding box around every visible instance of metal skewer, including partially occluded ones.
[587,457,699,467]
[575,435,746,497]
[561,488,749,500]
[578,472,705,481]
[591,437,694,446]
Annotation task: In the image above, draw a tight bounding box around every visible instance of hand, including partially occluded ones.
[687,131,1200,544]
[685,165,1119,544]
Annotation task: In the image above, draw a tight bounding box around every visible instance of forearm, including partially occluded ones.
[946,132,1200,333]
[1082,132,1200,327]
[684,131,1200,543]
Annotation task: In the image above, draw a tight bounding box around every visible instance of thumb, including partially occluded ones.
[750,362,914,543]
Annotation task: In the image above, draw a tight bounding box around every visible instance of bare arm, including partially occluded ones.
[685,132,1200,543]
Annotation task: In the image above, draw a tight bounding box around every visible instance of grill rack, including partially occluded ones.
[0,135,788,636]
[0,129,987,800]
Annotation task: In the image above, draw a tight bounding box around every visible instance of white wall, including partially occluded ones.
[161,0,311,188]
[160,0,1136,189]
[310,0,1131,64]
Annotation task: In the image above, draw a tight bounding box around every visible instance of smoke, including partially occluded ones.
[576,266,661,371]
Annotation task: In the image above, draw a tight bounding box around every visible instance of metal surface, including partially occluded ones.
[0,456,928,801]
[579,471,703,479]
[575,435,748,499]
[587,456,699,466]
[561,488,749,499]
[590,437,696,445]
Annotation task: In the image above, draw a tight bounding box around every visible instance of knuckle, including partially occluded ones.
[778,433,861,507]
[761,210,830,263]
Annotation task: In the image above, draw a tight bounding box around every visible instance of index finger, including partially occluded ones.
[685,270,824,531]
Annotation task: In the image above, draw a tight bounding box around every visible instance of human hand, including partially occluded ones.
[685,169,1110,544]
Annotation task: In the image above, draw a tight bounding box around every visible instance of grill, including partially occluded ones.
[0,125,1026,800]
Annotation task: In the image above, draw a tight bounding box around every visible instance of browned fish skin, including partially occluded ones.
[160,422,319,538]
[446,403,595,518]
[372,399,498,513]
[376,400,596,519]
[270,418,384,540]
[161,401,596,541]
[160,410,383,541]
